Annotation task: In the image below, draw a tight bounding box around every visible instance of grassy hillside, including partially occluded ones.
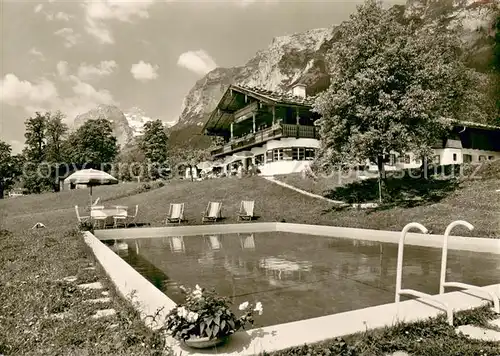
[3,175,499,237]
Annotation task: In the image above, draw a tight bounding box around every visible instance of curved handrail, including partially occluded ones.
[395,222,429,303]
[440,220,499,313]
[440,220,474,295]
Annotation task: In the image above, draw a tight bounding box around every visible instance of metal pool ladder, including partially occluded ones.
[439,220,499,314]
[395,222,454,325]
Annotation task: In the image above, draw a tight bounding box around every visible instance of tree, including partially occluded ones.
[22,112,52,193]
[45,111,68,191]
[66,119,119,170]
[115,144,147,182]
[0,141,22,199]
[139,119,169,179]
[313,0,488,202]
[23,112,47,162]
[170,147,211,182]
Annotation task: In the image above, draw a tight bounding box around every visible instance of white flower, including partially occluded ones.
[177,306,188,319]
[186,311,199,322]
[253,302,263,315]
[238,301,249,311]
[192,285,203,299]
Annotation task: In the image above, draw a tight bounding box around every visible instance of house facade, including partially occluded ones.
[203,84,321,176]
[203,84,500,176]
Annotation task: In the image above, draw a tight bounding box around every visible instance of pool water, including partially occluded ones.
[103,232,500,327]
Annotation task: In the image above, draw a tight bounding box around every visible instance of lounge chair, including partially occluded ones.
[75,205,90,224]
[166,203,184,225]
[201,201,222,223]
[92,197,101,206]
[237,200,254,221]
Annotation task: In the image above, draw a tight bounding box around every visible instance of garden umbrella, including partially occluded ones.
[64,169,118,208]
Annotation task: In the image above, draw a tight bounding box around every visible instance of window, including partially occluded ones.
[273,149,283,161]
[488,156,495,161]
[305,148,315,160]
[292,147,305,161]
[255,154,264,166]
[388,154,396,166]
[452,153,457,162]
[266,150,273,163]
[433,155,440,165]
[463,154,473,163]
[405,155,411,164]
[283,148,293,160]
[479,155,487,161]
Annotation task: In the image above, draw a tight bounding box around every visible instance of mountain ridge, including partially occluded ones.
[168,0,499,148]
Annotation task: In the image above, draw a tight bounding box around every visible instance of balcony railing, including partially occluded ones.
[211,123,319,156]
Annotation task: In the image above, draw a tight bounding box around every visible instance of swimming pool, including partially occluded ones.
[103,231,500,327]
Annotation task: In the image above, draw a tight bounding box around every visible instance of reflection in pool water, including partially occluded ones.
[104,232,499,327]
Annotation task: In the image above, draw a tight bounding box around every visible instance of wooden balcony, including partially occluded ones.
[211,123,319,157]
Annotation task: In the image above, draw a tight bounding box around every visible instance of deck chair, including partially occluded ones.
[239,233,255,250]
[237,200,254,221]
[92,197,101,206]
[75,205,90,224]
[166,203,184,225]
[201,201,222,223]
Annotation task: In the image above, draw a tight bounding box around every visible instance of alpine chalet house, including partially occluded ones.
[203,83,320,176]
[204,83,500,176]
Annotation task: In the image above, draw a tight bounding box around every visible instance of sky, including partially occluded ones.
[0,0,406,153]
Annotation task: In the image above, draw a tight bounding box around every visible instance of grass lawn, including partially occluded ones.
[266,306,500,356]
[1,175,499,354]
[0,228,168,355]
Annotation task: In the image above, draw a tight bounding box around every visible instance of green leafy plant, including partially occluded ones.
[164,284,263,341]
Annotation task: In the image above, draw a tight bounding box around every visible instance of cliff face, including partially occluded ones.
[74,105,134,148]
[73,105,164,147]
[170,0,498,145]
[173,27,337,131]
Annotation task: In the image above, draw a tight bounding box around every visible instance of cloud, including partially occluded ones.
[0,74,58,106]
[56,61,70,78]
[34,4,43,13]
[29,48,45,61]
[54,28,81,48]
[82,0,156,44]
[77,60,118,80]
[0,70,117,122]
[45,11,72,21]
[130,61,159,81]
[177,50,217,76]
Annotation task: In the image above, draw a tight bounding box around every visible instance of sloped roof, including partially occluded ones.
[233,84,317,107]
[203,84,316,133]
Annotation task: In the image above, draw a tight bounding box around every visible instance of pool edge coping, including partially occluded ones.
[85,225,500,355]
[94,222,500,254]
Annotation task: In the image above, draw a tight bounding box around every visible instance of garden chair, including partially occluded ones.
[237,200,254,221]
[166,203,184,225]
[113,206,129,228]
[126,205,139,227]
[91,209,108,229]
[201,201,222,223]
[75,205,90,224]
